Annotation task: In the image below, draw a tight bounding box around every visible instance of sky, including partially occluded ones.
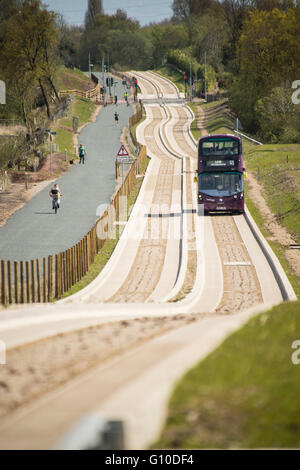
[44,0,173,26]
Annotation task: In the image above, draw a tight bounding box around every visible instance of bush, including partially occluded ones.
[166,49,216,91]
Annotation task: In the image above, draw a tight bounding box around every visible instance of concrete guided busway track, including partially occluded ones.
[0,71,296,450]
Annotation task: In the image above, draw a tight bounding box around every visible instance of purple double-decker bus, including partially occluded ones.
[197,134,245,213]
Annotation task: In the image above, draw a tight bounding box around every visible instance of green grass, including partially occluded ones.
[54,127,74,157]
[245,144,300,243]
[59,97,96,130]
[155,301,300,449]
[188,100,235,140]
[61,235,120,298]
[53,96,96,159]
[200,99,228,111]
[187,103,202,140]
[131,113,146,144]
[55,65,90,92]
[52,66,97,158]
[153,66,185,93]
[154,100,300,450]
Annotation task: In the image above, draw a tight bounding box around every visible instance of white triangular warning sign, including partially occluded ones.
[117,145,129,157]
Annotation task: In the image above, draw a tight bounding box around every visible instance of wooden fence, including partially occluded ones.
[0,143,147,305]
[129,102,143,147]
[59,84,101,100]
[59,86,114,106]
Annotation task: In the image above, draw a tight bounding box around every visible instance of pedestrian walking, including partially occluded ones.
[124,91,129,106]
[114,112,119,125]
[78,143,86,164]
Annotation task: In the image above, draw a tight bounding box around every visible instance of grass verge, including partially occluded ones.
[55,65,90,92]
[154,100,300,449]
[187,103,202,141]
[153,66,185,93]
[154,301,300,449]
[54,96,96,158]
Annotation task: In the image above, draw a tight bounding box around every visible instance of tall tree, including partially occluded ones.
[0,0,59,121]
[229,7,300,132]
[85,0,103,28]
[172,0,215,19]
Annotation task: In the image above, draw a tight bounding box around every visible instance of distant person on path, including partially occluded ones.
[124,91,129,106]
[49,183,62,214]
[114,112,119,125]
[78,143,86,164]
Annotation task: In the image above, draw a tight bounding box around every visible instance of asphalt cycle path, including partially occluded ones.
[0,78,133,261]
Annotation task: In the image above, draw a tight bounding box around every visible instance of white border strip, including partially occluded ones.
[244,205,297,301]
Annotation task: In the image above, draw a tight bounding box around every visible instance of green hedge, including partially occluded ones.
[166,49,216,92]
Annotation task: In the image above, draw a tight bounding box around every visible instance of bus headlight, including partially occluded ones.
[239,193,244,199]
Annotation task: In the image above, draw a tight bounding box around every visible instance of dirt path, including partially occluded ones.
[195,105,208,136]
[0,154,65,227]
[247,171,300,278]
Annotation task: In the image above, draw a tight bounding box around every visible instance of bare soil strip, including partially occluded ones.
[212,215,263,313]
[0,315,204,420]
[108,107,175,303]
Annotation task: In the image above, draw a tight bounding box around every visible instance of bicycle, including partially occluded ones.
[52,197,59,214]
[49,184,62,214]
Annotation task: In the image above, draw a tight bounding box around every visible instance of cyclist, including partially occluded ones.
[49,184,62,214]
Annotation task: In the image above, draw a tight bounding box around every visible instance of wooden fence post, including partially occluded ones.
[75,244,78,282]
[59,253,63,296]
[87,235,90,271]
[48,255,52,302]
[14,261,19,304]
[63,251,67,293]
[70,247,74,287]
[7,261,12,305]
[67,249,71,291]
[37,259,41,303]
[72,247,76,286]
[55,254,59,299]
[1,260,7,305]
[80,240,84,278]
[20,261,25,304]
[26,261,30,303]
[31,260,36,303]
[43,258,47,302]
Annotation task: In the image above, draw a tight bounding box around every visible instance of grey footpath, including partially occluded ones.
[0,79,133,261]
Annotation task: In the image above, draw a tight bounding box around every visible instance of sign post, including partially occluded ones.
[116,145,135,194]
[45,130,57,175]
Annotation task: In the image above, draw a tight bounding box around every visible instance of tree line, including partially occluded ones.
[1,0,300,142]
[59,0,300,141]
[0,0,62,129]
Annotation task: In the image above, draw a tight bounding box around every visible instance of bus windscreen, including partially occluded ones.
[200,138,240,157]
[199,172,243,197]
